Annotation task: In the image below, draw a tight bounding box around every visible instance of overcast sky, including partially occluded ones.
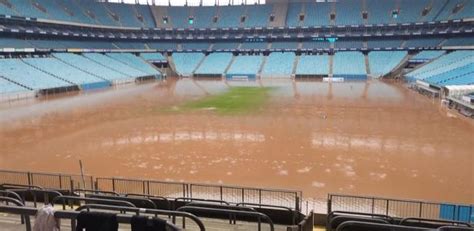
[107,0,266,6]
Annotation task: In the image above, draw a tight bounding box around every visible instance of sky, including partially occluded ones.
[107,0,266,6]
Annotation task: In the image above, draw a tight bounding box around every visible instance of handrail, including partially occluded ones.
[0,196,25,206]
[335,221,430,231]
[8,188,63,207]
[73,189,119,196]
[52,196,136,209]
[75,204,205,231]
[178,205,274,231]
[400,217,471,227]
[85,194,157,209]
[0,190,24,203]
[125,193,171,210]
[174,197,230,207]
[328,210,394,222]
[0,183,43,190]
[437,226,474,230]
[236,202,297,225]
[188,202,256,211]
[0,205,182,231]
[328,193,474,207]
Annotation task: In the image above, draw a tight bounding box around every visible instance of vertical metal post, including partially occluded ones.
[386,200,389,216]
[112,178,116,192]
[258,189,261,205]
[419,202,423,218]
[371,198,375,214]
[58,174,62,189]
[27,172,32,186]
[220,186,223,201]
[241,188,245,203]
[143,181,146,194]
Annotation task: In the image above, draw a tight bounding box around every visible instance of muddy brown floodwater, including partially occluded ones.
[0,78,473,207]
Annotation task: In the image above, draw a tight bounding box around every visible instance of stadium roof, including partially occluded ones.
[107,0,266,6]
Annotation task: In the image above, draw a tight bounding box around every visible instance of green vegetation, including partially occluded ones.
[182,87,272,114]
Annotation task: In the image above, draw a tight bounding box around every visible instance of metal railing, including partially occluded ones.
[178,206,274,231]
[0,205,183,231]
[287,211,314,231]
[0,169,93,191]
[328,194,474,223]
[96,177,188,198]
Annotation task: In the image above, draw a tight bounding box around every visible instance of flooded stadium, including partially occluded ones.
[0,78,473,207]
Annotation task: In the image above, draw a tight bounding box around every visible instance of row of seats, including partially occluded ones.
[407,50,474,86]
[172,51,409,77]
[0,53,161,95]
[1,0,473,29]
[369,51,407,77]
[3,38,471,51]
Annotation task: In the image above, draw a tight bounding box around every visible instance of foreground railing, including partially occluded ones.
[328,194,474,224]
[0,169,302,212]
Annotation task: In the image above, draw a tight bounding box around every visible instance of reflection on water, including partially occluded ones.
[102,131,265,146]
[0,77,473,205]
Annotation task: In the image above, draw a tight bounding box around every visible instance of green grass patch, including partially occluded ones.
[182,87,272,114]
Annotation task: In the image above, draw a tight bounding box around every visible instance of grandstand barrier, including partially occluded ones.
[0,169,94,191]
[0,91,35,102]
[327,194,474,224]
[225,74,257,81]
[38,85,80,95]
[80,81,111,91]
[332,75,367,81]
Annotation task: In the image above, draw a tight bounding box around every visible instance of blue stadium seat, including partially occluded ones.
[141,53,167,62]
[0,58,72,90]
[296,54,330,76]
[194,53,233,76]
[227,55,263,76]
[369,51,407,77]
[53,53,130,81]
[244,5,272,28]
[304,2,331,26]
[262,52,295,77]
[286,3,303,27]
[0,77,29,94]
[333,52,367,78]
[106,53,161,76]
[172,53,205,76]
[216,5,244,28]
[23,57,109,88]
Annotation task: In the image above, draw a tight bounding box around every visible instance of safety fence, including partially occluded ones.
[95,178,302,211]
[328,194,474,223]
[0,170,302,212]
[0,169,93,191]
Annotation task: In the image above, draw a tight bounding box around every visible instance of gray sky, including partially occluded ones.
[108,0,266,6]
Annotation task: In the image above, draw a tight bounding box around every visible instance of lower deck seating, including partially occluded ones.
[194,53,233,76]
[83,53,147,77]
[368,51,407,77]
[406,51,474,86]
[333,52,367,78]
[172,53,205,76]
[141,53,167,62]
[226,55,263,76]
[53,53,130,81]
[262,52,296,77]
[0,77,29,93]
[22,57,107,86]
[106,53,161,76]
[0,58,72,90]
[295,54,330,76]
